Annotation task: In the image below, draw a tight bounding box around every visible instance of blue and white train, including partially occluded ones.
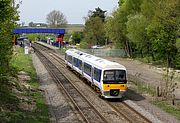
[65,49,128,99]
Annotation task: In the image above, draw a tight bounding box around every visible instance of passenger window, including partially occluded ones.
[84,63,91,75]
[78,60,82,69]
[94,68,101,82]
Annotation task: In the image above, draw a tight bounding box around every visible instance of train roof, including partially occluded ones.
[66,48,86,58]
[81,53,126,70]
[66,49,126,70]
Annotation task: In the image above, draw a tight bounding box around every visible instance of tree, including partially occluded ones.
[71,32,83,45]
[89,7,106,22]
[84,16,106,46]
[126,14,149,58]
[105,4,132,56]
[146,0,179,67]
[105,10,126,49]
[46,10,67,28]
[83,8,107,47]
[0,0,19,81]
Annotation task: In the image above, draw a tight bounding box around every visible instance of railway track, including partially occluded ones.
[32,43,108,123]
[107,101,151,123]
[33,42,152,123]
[51,52,152,123]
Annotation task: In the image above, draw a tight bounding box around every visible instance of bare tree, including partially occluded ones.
[46,10,68,28]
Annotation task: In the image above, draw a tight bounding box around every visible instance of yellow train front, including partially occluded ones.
[65,49,128,99]
[100,69,127,98]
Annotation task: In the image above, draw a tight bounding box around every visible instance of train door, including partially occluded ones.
[82,62,84,77]
[91,67,94,83]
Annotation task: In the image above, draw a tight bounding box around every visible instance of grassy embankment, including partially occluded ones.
[0,46,49,122]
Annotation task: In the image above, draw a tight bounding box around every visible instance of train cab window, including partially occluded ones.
[115,70,126,81]
[103,71,114,81]
[94,68,101,82]
[103,70,126,84]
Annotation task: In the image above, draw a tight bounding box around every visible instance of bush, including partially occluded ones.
[80,40,88,49]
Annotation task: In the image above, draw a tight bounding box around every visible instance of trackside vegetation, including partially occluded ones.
[0,0,18,79]
[0,1,20,121]
[129,81,180,120]
[105,0,180,69]
[0,1,48,122]
[0,47,49,122]
[154,101,180,120]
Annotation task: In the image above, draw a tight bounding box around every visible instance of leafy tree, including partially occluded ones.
[46,10,67,28]
[83,8,107,47]
[105,0,143,56]
[80,40,88,49]
[89,7,106,22]
[146,0,179,67]
[84,16,106,46]
[64,33,71,42]
[71,32,83,45]
[105,10,127,49]
[0,0,19,80]
[106,0,179,63]
[126,14,150,57]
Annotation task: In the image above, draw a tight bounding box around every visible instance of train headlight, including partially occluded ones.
[110,89,119,96]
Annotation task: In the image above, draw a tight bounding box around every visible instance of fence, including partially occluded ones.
[79,49,127,57]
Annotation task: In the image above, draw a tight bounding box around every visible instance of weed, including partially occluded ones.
[153,101,180,120]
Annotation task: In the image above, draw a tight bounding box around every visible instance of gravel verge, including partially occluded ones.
[32,53,82,123]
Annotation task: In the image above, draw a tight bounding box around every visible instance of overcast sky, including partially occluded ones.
[17,0,119,25]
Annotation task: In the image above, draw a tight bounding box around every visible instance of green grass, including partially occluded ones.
[23,92,49,123]
[129,81,156,96]
[153,101,180,120]
[11,47,34,74]
[59,47,68,55]
[0,83,19,114]
[129,81,180,120]
[12,47,40,88]
[0,46,50,123]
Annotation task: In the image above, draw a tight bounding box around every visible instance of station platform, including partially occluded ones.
[35,41,60,50]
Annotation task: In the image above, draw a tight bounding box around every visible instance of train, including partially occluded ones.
[65,49,128,99]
